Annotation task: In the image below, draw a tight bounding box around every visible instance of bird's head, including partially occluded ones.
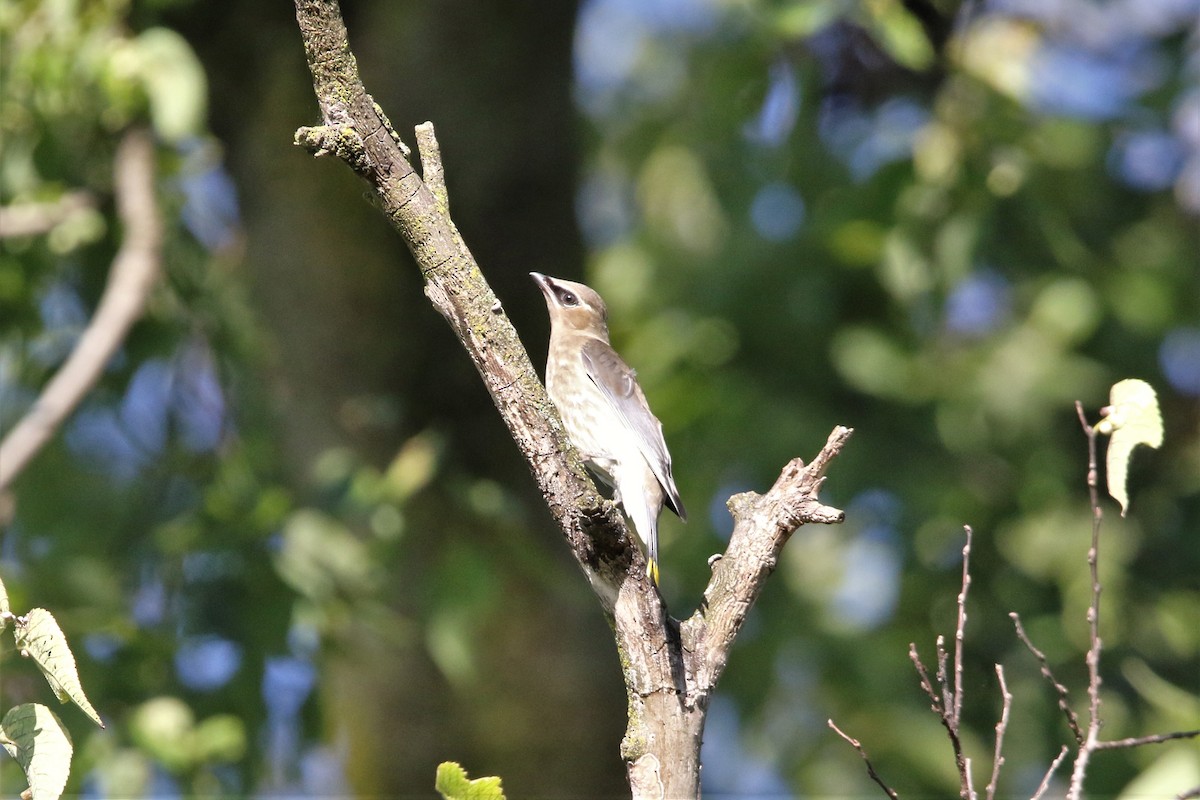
[530,273,609,338]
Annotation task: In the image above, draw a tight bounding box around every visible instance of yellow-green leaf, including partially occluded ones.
[1,703,73,800]
[1095,379,1164,516]
[134,28,208,143]
[861,0,936,71]
[14,609,104,728]
[435,761,506,800]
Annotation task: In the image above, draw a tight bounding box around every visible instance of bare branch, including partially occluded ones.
[1030,746,1069,800]
[937,634,952,718]
[1177,786,1200,800]
[1067,402,1106,800]
[684,427,851,695]
[985,664,1011,800]
[910,643,944,716]
[954,526,972,728]
[911,641,972,798]
[1094,729,1200,750]
[828,719,901,800]
[290,2,852,793]
[910,526,977,800]
[0,129,162,491]
[1009,612,1083,744]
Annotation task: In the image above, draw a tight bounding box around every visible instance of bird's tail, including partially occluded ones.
[618,472,662,585]
[629,498,660,585]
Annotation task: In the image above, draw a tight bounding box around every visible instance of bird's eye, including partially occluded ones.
[559,290,579,306]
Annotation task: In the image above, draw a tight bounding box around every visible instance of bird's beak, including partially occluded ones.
[532,272,554,303]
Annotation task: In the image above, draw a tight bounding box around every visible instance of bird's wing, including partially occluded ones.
[580,339,687,521]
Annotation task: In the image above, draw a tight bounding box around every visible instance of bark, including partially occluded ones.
[292,1,851,794]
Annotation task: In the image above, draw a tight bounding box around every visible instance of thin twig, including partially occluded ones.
[986,664,1011,800]
[828,719,901,800]
[954,526,972,729]
[1066,402,1105,800]
[1010,612,1083,744]
[0,129,162,491]
[1030,746,1069,800]
[911,643,944,714]
[1094,729,1200,750]
[911,642,971,798]
[937,634,953,716]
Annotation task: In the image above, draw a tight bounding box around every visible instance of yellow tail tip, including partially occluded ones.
[647,558,660,586]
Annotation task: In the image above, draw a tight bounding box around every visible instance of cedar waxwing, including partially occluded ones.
[531,272,686,584]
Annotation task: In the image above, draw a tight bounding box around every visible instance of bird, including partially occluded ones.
[530,272,686,584]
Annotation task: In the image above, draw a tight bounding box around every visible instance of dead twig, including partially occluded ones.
[985,664,1011,800]
[828,719,901,800]
[1030,746,1069,800]
[1009,612,1083,744]
[909,526,976,799]
[1093,729,1200,750]
[1066,401,1106,800]
[910,641,971,798]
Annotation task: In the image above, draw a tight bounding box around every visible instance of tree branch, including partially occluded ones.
[1030,746,1069,800]
[683,427,850,696]
[0,128,162,492]
[1010,611,1083,744]
[1067,401,1106,800]
[1093,729,1200,750]
[985,664,1011,800]
[828,719,901,800]
[293,0,628,604]
[291,2,850,793]
[906,528,976,799]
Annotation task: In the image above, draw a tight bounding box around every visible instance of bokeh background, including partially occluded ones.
[2,0,1198,796]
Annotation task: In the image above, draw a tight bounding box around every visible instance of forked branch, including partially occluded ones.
[291,1,850,794]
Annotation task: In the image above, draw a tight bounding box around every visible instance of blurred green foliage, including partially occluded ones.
[1,0,1197,796]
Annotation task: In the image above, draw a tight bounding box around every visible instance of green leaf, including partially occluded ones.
[861,0,936,71]
[129,696,196,771]
[435,761,506,800]
[14,609,104,728]
[134,28,208,142]
[1,703,74,800]
[1095,379,1164,516]
[772,0,842,38]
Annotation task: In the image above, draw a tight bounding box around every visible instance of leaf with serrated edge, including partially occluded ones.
[1097,379,1164,517]
[1,703,73,800]
[14,609,104,727]
[435,761,506,800]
